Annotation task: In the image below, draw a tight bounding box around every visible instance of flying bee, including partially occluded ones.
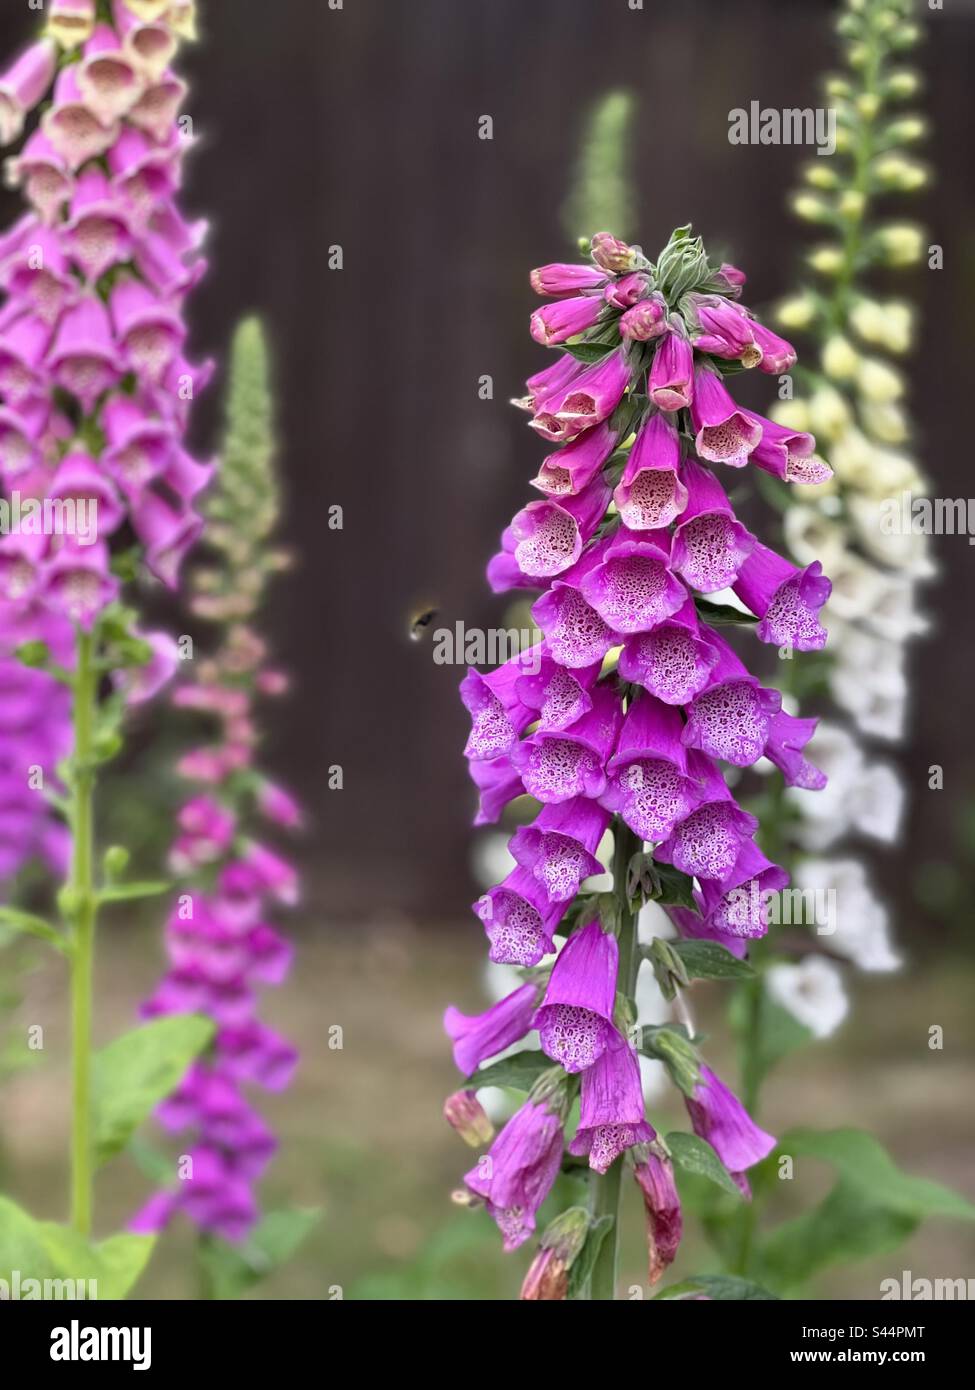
[407,602,440,641]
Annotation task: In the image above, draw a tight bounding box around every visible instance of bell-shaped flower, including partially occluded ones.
[670,457,755,593]
[568,1033,655,1172]
[690,363,762,467]
[612,410,688,532]
[509,796,609,903]
[534,921,619,1072]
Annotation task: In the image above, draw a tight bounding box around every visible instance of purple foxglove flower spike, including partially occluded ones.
[509,796,609,902]
[612,410,688,532]
[568,1033,655,1172]
[464,1097,565,1251]
[444,982,540,1075]
[648,328,694,410]
[690,363,763,467]
[447,224,833,1269]
[534,920,619,1073]
[670,456,756,593]
[600,694,699,842]
[684,1065,776,1197]
[733,541,831,652]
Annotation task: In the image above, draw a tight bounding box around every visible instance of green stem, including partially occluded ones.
[587,820,641,1301]
[69,628,97,1237]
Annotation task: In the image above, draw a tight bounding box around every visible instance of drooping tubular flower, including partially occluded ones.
[0,6,208,882]
[131,320,301,1244]
[443,226,833,1289]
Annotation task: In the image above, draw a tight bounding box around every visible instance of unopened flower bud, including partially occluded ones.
[605,271,650,308]
[619,292,667,341]
[443,1089,495,1148]
[590,231,640,273]
[520,1206,590,1301]
[633,1147,682,1284]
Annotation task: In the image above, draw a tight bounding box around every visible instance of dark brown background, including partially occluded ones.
[3,0,973,929]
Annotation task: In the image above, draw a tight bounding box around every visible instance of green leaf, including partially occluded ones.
[99,880,171,904]
[0,1196,52,1282]
[656,1273,778,1300]
[562,341,618,364]
[0,1198,155,1298]
[567,1214,614,1299]
[467,1048,554,1094]
[670,939,756,982]
[93,1014,215,1164]
[759,1181,917,1291]
[92,1234,157,1300]
[666,1131,742,1200]
[0,906,65,952]
[198,1209,321,1300]
[694,597,758,626]
[779,1127,975,1222]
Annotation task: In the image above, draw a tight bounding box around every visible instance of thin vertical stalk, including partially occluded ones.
[587,819,641,1300]
[69,628,97,1236]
